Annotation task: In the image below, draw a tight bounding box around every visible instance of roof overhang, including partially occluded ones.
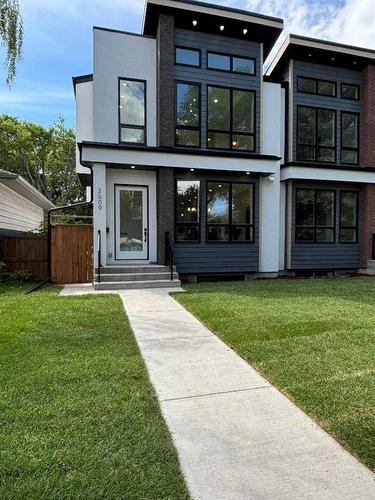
[80,142,280,174]
[143,0,283,58]
[0,171,55,210]
[72,74,93,96]
[266,34,375,82]
[281,164,375,184]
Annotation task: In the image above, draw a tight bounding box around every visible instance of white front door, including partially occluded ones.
[115,185,148,260]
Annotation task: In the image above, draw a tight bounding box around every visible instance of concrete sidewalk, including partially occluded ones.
[120,289,374,500]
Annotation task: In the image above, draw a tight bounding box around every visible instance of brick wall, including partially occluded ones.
[156,14,175,147]
[157,167,174,264]
[360,65,375,264]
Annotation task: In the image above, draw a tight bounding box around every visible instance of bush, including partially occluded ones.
[0,263,32,283]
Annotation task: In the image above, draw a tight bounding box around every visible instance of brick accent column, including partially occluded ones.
[360,65,375,265]
[156,14,175,147]
[157,167,174,264]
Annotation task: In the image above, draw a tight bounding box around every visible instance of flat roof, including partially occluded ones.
[143,0,284,58]
[266,34,375,81]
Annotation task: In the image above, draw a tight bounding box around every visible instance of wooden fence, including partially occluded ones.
[2,235,48,280]
[51,224,93,284]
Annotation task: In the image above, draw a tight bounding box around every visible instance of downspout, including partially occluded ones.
[47,149,93,281]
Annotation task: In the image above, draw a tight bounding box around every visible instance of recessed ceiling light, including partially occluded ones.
[331,57,335,61]
[220,25,224,31]
[353,61,357,65]
[308,53,312,57]
[192,20,197,26]
[246,171,250,175]
[130,165,135,169]
[243,28,248,35]
[190,168,195,172]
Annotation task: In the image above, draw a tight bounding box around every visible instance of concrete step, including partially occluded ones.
[95,272,179,282]
[95,279,182,291]
[360,268,375,276]
[97,265,176,274]
[367,260,375,270]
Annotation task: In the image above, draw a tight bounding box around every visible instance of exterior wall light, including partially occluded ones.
[192,20,198,26]
[268,175,276,182]
[243,28,248,35]
[220,25,225,31]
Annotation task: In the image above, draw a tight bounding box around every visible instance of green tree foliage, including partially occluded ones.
[0,114,86,207]
[0,0,23,86]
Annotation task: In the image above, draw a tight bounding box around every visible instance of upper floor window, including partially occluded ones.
[295,189,335,243]
[297,106,336,163]
[175,82,200,147]
[207,86,255,151]
[297,76,336,97]
[341,83,359,100]
[119,78,146,144]
[175,47,201,67]
[207,52,255,75]
[175,180,200,241]
[341,112,359,164]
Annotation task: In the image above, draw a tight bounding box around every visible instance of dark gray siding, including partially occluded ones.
[290,180,361,269]
[292,60,361,162]
[175,170,259,274]
[174,29,261,153]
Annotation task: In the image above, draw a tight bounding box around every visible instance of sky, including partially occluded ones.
[0,0,374,129]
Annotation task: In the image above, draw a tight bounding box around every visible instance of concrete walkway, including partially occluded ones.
[121,288,374,500]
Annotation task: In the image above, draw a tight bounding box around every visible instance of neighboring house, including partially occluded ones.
[0,169,54,236]
[74,0,375,289]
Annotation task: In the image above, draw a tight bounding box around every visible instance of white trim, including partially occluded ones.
[0,176,54,210]
[281,166,375,184]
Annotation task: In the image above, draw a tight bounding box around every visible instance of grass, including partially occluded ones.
[0,284,189,500]
[174,276,375,471]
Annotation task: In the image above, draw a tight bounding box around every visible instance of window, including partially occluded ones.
[175,180,200,241]
[207,182,254,242]
[295,189,335,243]
[119,79,146,144]
[207,86,255,151]
[297,106,336,162]
[207,52,255,75]
[297,77,336,97]
[340,191,358,243]
[341,83,359,100]
[175,47,200,67]
[175,82,200,147]
[341,112,359,164]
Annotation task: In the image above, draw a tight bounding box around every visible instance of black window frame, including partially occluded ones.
[175,46,201,68]
[207,84,256,152]
[206,181,255,243]
[339,190,359,244]
[118,77,147,146]
[297,76,337,97]
[207,51,256,76]
[295,188,336,244]
[175,179,201,242]
[297,105,337,163]
[341,82,360,101]
[341,111,360,165]
[175,80,201,148]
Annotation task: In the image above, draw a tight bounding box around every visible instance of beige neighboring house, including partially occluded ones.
[0,169,54,236]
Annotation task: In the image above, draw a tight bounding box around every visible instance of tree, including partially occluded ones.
[0,0,23,86]
[0,114,86,207]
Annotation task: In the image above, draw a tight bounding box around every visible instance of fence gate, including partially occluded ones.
[51,225,93,284]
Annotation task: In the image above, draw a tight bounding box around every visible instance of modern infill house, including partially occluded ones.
[74,0,375,290]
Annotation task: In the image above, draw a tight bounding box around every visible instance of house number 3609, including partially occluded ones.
[97,188,103,210]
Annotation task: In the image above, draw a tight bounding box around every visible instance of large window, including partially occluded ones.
[295,189,335,243]
[297,77,336,97]
[207,52,255,75]
[175,180,200,241]
[175,82,200,147]
[341,83,359,100]
[340,191,358,243]
[175,47,201,67]
[207,182,254,242]
[119,79,146,144]
[207,86,255,151]
[297,106,336,162]
[341,112,359,164]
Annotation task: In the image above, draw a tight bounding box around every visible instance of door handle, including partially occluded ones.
[144,228,148,243]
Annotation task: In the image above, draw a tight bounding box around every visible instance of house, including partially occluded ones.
[74,0,375,289]
[0,169,54,236]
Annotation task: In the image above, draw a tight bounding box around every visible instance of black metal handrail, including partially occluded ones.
[165,231,175,281]
[97,229,102,283]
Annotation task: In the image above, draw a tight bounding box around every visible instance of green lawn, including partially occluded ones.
[174,277,375,471]
[0,284,189,500]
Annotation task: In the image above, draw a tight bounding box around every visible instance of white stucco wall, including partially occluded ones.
[75,80,94,175]
[0,183,44,233]
[93,28,157,146]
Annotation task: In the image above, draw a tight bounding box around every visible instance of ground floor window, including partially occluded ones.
[340,191,358,242]
[207,182,254,242]
[295,189,335,243]
[175,180,200,241]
